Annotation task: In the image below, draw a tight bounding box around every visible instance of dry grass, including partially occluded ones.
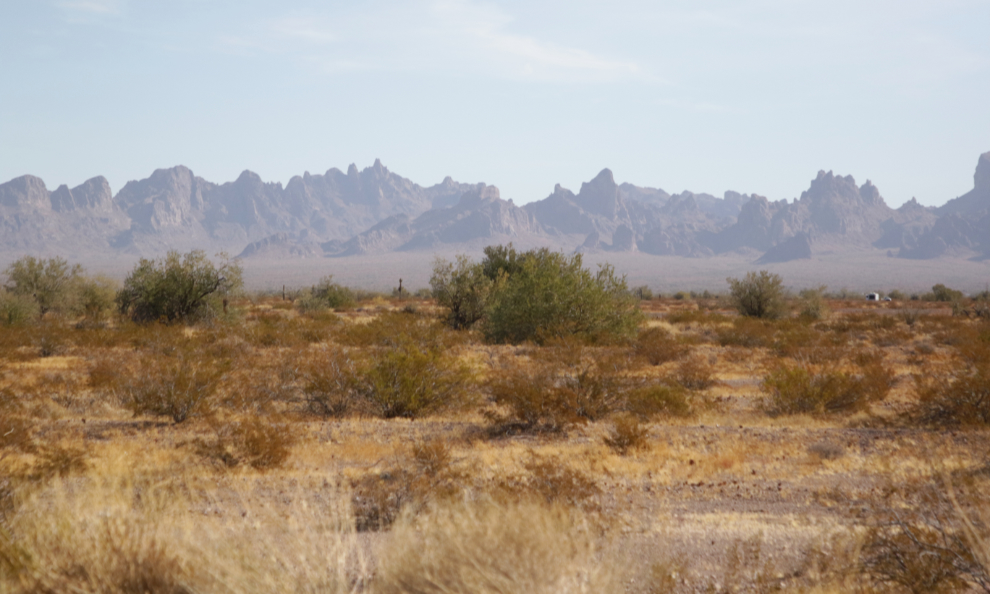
[1,294,989,592]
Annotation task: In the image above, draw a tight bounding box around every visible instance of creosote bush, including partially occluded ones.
[357,338,474,419]
[762,355,894,416]
[431,244,641,344]
[727,270,787,319]
[604,413,649,455]
[297,275,355,311]
[485,344,634,434]
[121,348,228,423]
[912,362,990,427]
[634,326,689,365]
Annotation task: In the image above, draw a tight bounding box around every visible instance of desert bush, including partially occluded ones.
[861,480,990,593]
[604,413,649,455]
[932,283,965,303]
[626,383,693,419]
[374,499,622,594]
[298,275,355,311]
[799,285,830,320]
[762,358,892,416]
[430,255,493,330]
[726,270,787,319]
[76,274,119,324]
[673,354,717,390]
[351,439,467,531]
[482,246,641,344]
[912,362,990,427]
[121,349,227,423]
[0,291,39,326]
[355,338,474,419]
[194,416,296,470]
[635,326,689,365]
[716,316,777,348]
[486,346,633,434]
[300,347,359,417]
[631,285,654,300]
[338,310,455,350]
[116,250,242,323]
[2,255,83,316]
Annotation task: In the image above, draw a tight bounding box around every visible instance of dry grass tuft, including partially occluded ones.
[374,499,622,594]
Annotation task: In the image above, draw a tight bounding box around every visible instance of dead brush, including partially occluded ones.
[485,344,635,434]
[490,453,601,514]
[351,438,469,531]
[634,326,689,365]
[120,347,228,423]
[861,477,990,593]
[626,383,693,419]
[912,361,990,427]
[672,354,718,391]
[761,353,894,416]
[299,347,360,417]
[604,413,649,455]
[192,415,296,470]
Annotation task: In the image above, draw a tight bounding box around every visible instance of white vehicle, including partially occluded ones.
[866,293,881,301]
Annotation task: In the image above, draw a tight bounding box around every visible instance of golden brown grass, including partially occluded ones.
[1,295,989,591]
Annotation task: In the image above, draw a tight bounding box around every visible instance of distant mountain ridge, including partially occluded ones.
[1,151,987,264]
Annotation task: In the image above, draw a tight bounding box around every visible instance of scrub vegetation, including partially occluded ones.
[1,249,989,592]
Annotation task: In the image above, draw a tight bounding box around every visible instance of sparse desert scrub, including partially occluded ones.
[485,343,634,433]
[626,383,694,419]
[635,326,689,365]
[604,413,650,455]
[191,415,297,470]
[761,354,894,416]
[355,337,475,419]
[374,499,622,594]
[861,477,990,593]
[120,347,228,423]
[911,361,990,427]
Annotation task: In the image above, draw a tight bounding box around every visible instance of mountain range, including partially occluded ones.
[1,152,988,264]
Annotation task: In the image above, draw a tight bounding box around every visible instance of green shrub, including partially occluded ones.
[76,274,118,324]
[482,247,641,344]
[727,270,787,319]
[430,255,493,330]
[356,338,474,419]
[630,285,654,300]
[932,283,964,303]
[798,285,830,320]
[116,250,242,323]
[0,291,39,326]
[626,383,693,419]
[298,275,355,311]
[2,256,83,316]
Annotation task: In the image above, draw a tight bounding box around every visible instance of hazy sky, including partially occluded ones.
[2,0,988,207]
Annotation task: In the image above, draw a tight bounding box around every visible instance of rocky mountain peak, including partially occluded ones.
[0,175,50,209]
[347,164,359,177]
[576,168,622,218]
[975,151,990,192]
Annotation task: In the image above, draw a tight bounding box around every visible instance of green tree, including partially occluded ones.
[482,248,641,344]
[3,256,83,316]
[430,255,493,330]
[116,250,242,323]
[931,283,964,303]
[727,270,787,319]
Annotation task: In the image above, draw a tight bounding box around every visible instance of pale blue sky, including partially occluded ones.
[2,0,988,207]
